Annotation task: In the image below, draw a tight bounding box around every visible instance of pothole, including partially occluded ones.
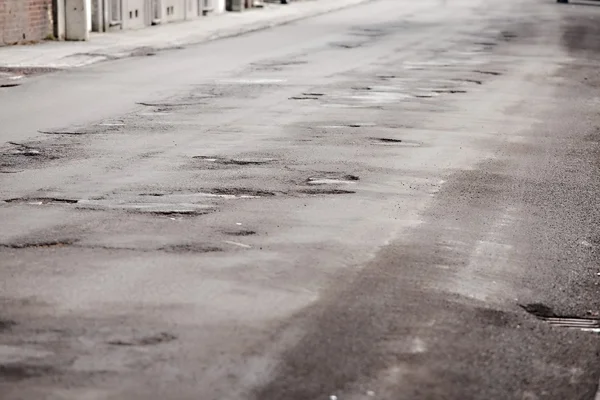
[6,148,41,156]
[148,210,211,217]
[451,79,482,85]
[130,46,158,57]
[474,70,502,76]
[218,78,287,85]
[139,193,165,197]
[290,96,321,100]
[223,230,257,236]
[520,303,600,332]
[137,101,208,107]
[347,122,376,128]
[159,244,222,253]
[0,66,60,76]
[1,141,75,170]
[306,174,359,185]
[431,89,467,94]
[6,141,41,156]
[209,188,276,197]
[344,91,412,103]
[107,332,177,346]
[331,42,364,49]
[38,129,89,136]
[372,137,403,143]
[251,60,307,71]
[193,156,275,166]
[76,200,216,216]
[316,123,376,128]
[3,197,79,205]
[0,239,78,249]
[298,189,356,195]
[371,138,422,147]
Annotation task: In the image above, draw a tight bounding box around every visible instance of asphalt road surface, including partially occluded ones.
[2,0,600,399]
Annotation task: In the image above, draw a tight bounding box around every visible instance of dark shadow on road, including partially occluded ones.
[559,1,600,7]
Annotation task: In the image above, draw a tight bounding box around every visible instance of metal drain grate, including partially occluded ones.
[539,317,600,332]
[520,303,600,332]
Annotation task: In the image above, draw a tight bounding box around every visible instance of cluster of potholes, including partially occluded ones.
[0,235,258,254]
[0,141,71,173]
[0,168,360,226]
[287,70,502,105]
[0,317,180,382]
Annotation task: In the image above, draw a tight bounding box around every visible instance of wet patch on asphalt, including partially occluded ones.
[0,364,57,382]
[474,308,516,328]
[0,319,17,332]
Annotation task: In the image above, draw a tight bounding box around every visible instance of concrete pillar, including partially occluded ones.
[65,0,90,40]
[215,0,226,13]
[86,0,92,32]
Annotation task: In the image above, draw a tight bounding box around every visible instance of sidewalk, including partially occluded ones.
[0,0,371,71]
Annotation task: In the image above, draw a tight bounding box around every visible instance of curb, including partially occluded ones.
[102,0,377,64]
[0,0,377,71]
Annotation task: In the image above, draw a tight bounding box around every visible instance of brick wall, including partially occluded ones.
[0,0,54,46]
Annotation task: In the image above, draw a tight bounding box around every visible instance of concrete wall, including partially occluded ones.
[0,0,54,45]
